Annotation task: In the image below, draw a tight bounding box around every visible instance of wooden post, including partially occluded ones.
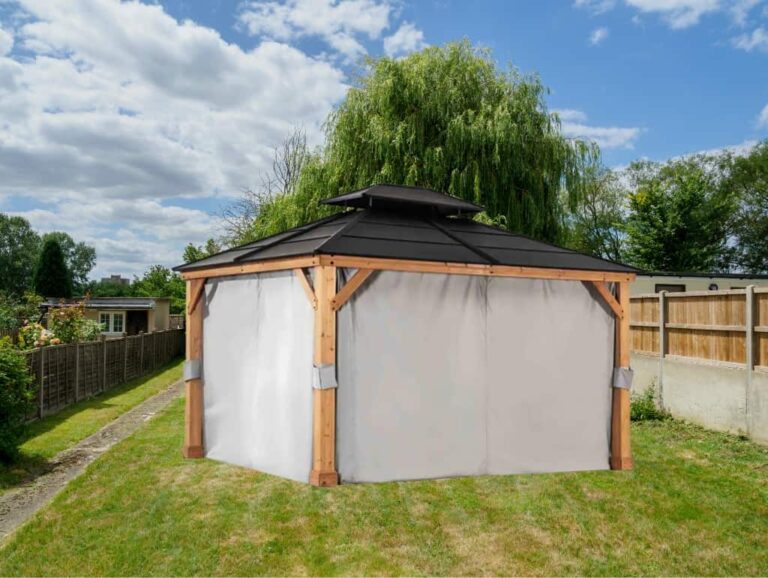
[310,265,339,486]
[101,335,108,392]
[183,278,205,459]
[610,281,633,470]
[74,342,81,401]
[123,337,128,383]
[140,332,145,374]
[38,347,45,419]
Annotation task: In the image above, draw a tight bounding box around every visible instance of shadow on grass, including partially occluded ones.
[0,359,182,494]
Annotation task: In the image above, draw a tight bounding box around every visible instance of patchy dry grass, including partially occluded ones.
[0,359,182,494]
[0,397,766,576]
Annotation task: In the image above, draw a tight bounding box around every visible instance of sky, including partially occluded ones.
[0,0,766,279]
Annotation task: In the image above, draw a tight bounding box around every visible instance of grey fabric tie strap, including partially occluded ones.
[184,359,201,381]
[312,364,338,390]
[613,367,633,389]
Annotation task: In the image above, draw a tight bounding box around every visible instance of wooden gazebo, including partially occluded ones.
[176,185,637,486]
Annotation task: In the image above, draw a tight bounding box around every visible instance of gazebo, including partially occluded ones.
[175,185,637,486]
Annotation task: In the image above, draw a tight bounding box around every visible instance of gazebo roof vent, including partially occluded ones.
[322,184,484,216]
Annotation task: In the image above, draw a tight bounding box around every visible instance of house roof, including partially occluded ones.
[43,297,166,310]
[176,185,637,274]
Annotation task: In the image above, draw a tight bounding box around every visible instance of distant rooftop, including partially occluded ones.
[43,297,169,310]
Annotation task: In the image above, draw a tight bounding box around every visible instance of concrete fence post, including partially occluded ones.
[746,285,755,437]
[659,290,667,409]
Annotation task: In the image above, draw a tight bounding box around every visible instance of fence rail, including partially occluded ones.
[630,287,768,369]
[22,329,185,420]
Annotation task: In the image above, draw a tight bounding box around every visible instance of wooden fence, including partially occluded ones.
[23,329,185,420]
[169,314,185,329]
[630,287,768,369]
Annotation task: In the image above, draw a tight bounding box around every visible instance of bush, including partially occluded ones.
[17,321,58,349]
[0,340,35,462]
[630,383,669,421]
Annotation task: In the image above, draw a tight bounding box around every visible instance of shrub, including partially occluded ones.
[0,340,35,462]
[630,383,669,421]
[79,319,103,342]
[17,321,57,349]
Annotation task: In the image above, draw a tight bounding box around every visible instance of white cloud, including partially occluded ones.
[733,26,768,50]
[0,0,349,278]
[383,22,426,56]
[590,26,609,44]
[0,25,12,55]
[758,103,768,128]
[238,0,393,61]
[574,0,617,14]
[577,0,765,29]
[554,109,642,149]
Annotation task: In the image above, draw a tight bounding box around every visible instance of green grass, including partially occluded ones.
[0,359,182,494]
[1,398,766,577]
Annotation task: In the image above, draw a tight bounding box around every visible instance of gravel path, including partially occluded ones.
[0,380,184,542]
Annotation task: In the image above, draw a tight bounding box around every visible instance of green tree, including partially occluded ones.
[41,232,96,293]
[132,265,185,314]
[624,156,735,272]
[565,167,627,262]
[34,239,73,298]
[183,238,221,264]
[729,141,768,273]
[0,214,41,296]
[240,41,596,244]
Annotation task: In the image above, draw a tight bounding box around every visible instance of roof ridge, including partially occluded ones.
[426,217,500,265]
[233,211,349,262]
[315,210,366,253]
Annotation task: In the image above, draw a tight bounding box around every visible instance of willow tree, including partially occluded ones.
[245,41,597,243]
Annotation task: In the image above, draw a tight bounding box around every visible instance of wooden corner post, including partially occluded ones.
[610,280,633,470]
[310,265,340,487]
[183,278,205,459]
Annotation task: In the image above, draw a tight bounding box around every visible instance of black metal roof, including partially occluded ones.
[322,184,484,216]
[176,186,637,274]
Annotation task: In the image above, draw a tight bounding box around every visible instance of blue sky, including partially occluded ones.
[0,0,766,278]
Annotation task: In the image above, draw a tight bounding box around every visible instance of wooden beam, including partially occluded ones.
[590,281,623,318]
[181,256,319,280]
[610,280,633,471]
[332,269,374,311]
[295,268,317,310]
[183,278,204,459]
[310,265,339,487]
[319,254,635,283]
[187,278,206,315]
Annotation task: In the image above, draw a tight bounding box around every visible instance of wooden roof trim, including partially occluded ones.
[180,256,320,280]
[319,255,636,282]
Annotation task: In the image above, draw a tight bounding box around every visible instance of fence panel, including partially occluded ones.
[631,288,768,367]
[22,329,184,420]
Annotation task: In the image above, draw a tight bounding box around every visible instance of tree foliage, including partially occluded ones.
[241,41,596,244]
[132,265,185,314]
[729,141,768,273]
[624,156,735,272]
[564,167,626,262]
[183,239,222,264]
[34,239,73,298]
[41,232,96,293]
[0,340,35,463]
[0,215,41,297]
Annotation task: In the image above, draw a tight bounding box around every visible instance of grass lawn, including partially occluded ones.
[1,399,767,577]
[0,359,182,494]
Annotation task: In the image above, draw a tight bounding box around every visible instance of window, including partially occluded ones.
[655,283,686,293]
[99,312,126,333]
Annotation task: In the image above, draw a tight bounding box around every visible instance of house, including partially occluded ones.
[174,184,638,486]
[42,297,171,336]
[632,272,768,295]
[100,274,131,286]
